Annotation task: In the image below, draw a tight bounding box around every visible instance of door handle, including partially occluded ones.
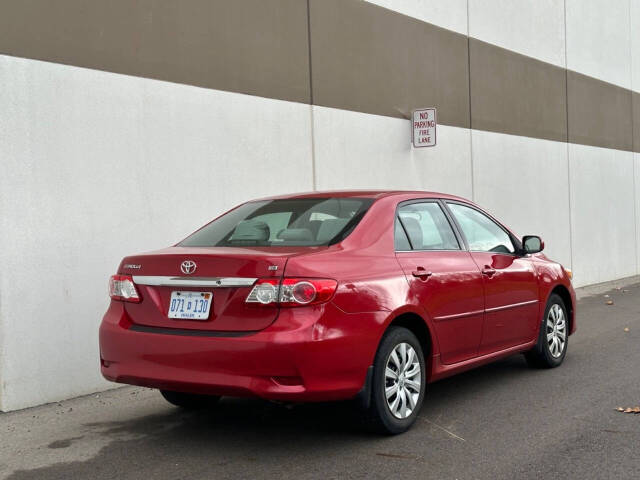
[412,267,433,280]
[482,267,497,277]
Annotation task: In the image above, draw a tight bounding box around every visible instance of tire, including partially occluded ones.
[525,293,569,368]
[160,390,221,410]
[361,326,426,435]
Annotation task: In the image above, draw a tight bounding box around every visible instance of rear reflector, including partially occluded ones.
[109,274,141,303]
[246,278,337,307]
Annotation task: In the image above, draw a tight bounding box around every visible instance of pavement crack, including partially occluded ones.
[420,417,466,442]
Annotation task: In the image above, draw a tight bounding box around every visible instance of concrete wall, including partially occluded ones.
[1,0,639,411]
[312,107,473,197]
[0,56,314,411]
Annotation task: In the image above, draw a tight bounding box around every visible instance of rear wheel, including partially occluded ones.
[361,326,426,434]
[525,293,568,368]
[160,390,221,409]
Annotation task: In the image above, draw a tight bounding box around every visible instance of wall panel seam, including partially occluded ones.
[563,0,574,271]
[467,0,475,201]
[628,0,639,274]
[306,0,317,191]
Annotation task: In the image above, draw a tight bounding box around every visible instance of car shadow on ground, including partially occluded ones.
[7,354,533,479]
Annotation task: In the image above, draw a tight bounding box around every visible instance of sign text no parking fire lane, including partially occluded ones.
[412,108,437,148]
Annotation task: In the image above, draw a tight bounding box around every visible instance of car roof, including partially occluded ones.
[254,190,470,202]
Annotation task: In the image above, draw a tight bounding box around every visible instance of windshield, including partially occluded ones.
[179,197,374,247]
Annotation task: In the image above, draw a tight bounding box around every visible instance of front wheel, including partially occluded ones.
[525,293,569,368]
[361,326,426,434]
[160,390,221,409]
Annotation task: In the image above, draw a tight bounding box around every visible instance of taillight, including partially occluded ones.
[245,278,279,304]
[109,274,141,303]
[246,278,337,307]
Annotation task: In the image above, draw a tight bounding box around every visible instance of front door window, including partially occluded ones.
[447,203,514,254]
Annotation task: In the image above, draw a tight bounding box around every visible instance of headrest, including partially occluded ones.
[277,228,313,241]
[230,220,270,241]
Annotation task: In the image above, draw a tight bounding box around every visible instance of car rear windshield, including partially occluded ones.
[179,197,375,247]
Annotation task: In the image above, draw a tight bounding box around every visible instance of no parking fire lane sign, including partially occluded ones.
[412,108,437,147]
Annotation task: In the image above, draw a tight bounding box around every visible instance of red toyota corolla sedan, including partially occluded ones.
[100,191,575,434]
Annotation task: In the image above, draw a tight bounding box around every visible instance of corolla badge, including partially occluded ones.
[180,260,197,275]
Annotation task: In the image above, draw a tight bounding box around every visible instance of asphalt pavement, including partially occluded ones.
[2,282,640,480]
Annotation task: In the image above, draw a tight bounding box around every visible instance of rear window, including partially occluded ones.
[179,197,374,247]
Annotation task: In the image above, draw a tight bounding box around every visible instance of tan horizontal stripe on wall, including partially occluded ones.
[0,0,638,153]
[308,0,470,128]
[567,71,633,151]
[0,0,311,104]
[469,39,567,143]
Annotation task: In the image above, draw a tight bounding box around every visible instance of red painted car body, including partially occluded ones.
[99,191,576,402]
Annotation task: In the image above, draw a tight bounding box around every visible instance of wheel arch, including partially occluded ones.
[383,311,435,380]
[355,310,435,409]
[548,284,574,333]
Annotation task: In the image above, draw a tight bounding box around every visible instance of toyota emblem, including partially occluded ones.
[180,260,197,275]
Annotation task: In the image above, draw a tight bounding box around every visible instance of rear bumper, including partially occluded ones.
[99,302,385,402]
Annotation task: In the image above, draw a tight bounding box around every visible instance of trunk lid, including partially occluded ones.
[119,246,317,331]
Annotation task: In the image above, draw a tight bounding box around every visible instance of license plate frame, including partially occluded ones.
[168,291,213,320]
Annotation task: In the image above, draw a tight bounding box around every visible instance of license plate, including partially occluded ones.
[168,291,212,320]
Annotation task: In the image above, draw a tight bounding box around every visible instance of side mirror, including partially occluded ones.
[522,235,544,254]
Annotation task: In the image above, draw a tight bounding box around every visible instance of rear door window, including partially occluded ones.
[397,202,460,250]
[395,217,411,250]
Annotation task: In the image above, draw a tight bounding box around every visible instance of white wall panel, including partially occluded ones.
[471,131,572,268]
[469,0,566,67]
[568,144,636,287]
[364,0,468,35]
[566,0,632,89]
[0,55,313,411]
[632,0,640,92]
[312,106,473,198]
